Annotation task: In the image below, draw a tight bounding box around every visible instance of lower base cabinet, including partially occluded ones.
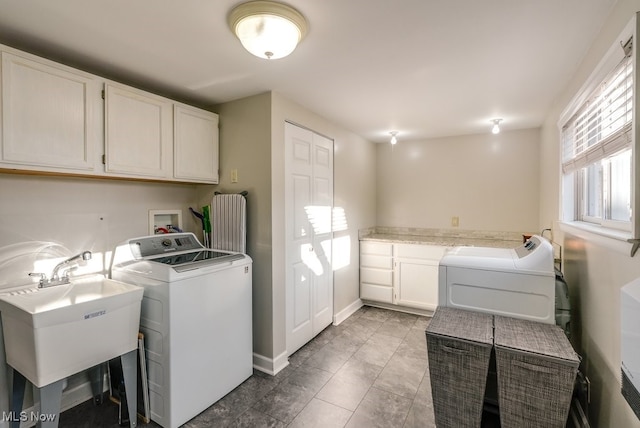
[360,241,394,303]
[360,241,448,311]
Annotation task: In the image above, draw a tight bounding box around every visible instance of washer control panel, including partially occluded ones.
[130,233,203,257]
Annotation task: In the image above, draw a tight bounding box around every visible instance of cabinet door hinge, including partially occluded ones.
[101,90,105,100]
[101,154,106,165]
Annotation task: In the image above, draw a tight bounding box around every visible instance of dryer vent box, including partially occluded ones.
[621,277,640,421]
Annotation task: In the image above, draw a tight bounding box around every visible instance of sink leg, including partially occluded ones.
[9,369,26,428]
[121,350,137,428]
[88,364,104,405]
[38,379,64,428]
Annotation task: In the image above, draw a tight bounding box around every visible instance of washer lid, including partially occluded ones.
[149,250,245,271]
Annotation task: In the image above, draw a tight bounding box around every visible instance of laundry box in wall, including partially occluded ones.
[494,315,579,428]
[426,307,493,428]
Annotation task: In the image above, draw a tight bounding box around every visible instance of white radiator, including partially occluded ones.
[210,192,247,253]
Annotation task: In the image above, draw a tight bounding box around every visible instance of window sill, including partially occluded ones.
[558,221,635,257]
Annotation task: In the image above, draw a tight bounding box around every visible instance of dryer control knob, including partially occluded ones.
[162,238,172,247]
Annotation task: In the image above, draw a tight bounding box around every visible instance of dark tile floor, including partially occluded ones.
[59,306,500,427]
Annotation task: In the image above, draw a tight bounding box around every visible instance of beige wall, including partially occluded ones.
[208,92,274,358]
[540,1,640,426]
[376,128,541,234]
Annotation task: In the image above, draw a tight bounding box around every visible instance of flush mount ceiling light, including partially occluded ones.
[228,1,308,60]
[491,118,502,134]
[390,131,398,145]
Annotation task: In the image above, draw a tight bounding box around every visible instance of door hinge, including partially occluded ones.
[101,89,105,100]
[101,154,106,165]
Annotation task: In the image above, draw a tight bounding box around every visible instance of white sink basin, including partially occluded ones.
[0,275,143,387]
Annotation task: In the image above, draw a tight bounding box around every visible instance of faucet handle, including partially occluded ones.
[61,266,78,279]
[28,272,48,286]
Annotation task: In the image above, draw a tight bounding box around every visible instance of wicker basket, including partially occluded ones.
[494,316,579,428]
[426,307,493,428]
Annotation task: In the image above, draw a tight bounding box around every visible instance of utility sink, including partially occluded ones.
[0,275,143,387]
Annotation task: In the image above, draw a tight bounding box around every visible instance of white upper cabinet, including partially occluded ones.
[173,103,219,183]
[104,83,172,179]
[0,51,99,172]
[0,44,220,183]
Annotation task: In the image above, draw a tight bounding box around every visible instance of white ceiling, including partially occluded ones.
[0,0,617,142]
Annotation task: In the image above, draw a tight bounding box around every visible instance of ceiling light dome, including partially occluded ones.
[228,1,308,60]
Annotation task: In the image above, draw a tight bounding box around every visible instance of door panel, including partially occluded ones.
[310,132,333,334]
[292,261,312,332]
[293,175,311,240]
[285,123,334,355]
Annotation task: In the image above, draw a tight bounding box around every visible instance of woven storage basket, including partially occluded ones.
[494,316,579,428]
[426,307,493,428]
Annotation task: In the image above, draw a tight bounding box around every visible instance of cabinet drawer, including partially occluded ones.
[360,267,393,286]
[361,241,393,256]
[395,243,448,260]
[360,283,393,303]
[361,254,393,269]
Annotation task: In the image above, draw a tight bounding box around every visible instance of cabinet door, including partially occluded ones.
[395,258,439,311]
[1,52,96,172]
[174,104,219,183]
[104,83,172,178]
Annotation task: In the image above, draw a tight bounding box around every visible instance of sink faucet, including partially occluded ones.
[29,251,92,288]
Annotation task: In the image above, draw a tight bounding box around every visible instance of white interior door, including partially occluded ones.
[285,122,334,355]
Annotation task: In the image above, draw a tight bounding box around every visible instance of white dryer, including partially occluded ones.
[111,233,252,428]
[438,235,555,324]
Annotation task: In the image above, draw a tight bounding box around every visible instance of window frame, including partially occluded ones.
[559,14,639,242]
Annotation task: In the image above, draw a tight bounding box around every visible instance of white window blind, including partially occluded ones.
[562,52,633,174]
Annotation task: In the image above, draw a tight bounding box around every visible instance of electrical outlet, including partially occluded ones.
[451,216,459,227]
[231,169,238,183]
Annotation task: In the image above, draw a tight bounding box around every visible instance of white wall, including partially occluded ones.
[0,172,204,419]
[540,1,640,426]
[376,128,540,233]
[0,173,201,258]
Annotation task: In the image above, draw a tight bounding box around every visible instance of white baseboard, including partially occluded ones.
[333,299,363,325]
[361,300,434,317]
[253,351,289,376]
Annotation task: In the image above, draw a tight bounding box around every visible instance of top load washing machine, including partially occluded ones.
[438,235,555,324]
[111,233,253,428]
